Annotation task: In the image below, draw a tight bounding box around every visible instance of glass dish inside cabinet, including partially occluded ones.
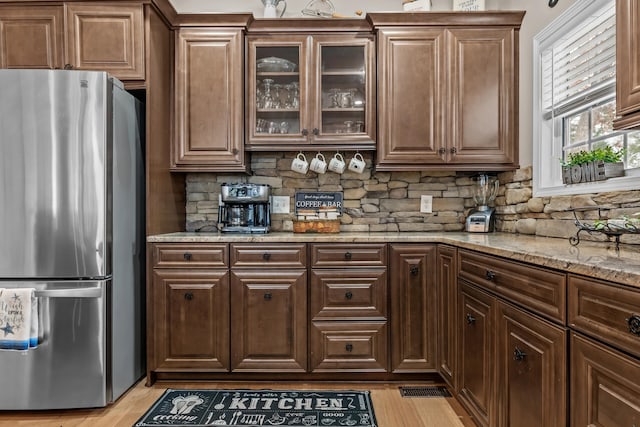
[254,46,301,135]
[320,45,366,135]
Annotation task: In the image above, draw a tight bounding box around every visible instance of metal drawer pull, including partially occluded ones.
[345,291,353,300]
[264,293,272,301]
[344,251,352,260]
[184,292,193,301]
[513,347,527,361]
[183,252,192,261]
[410,266,419,276]
[466,313,476,325]
[345,344,353,352]
[485,270,496,281]
[627,314,640,336]
[263,252,271,261]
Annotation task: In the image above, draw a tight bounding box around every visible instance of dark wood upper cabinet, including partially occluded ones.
[369,12,524,171]
[172,26,247,172]
[65,3,144,80]
[0,2,144,82]
[246,19,376,151]
[0,6,63,69]
[614,0,640,129]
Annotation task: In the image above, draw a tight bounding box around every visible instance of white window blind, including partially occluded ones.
[541,1,616,117]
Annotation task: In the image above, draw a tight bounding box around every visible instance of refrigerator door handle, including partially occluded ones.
[35,288,102,298]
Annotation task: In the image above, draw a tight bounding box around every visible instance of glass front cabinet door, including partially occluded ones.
[247,34,375,150]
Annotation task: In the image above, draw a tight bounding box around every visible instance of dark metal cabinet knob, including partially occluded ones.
[345,291,353,300]
[301,128,309,136]
[486,270,496,281]
[312,128,319,135]
[264,293,272,301]
[438,147,447,155]
[184,292,193,301]
[410,266,419,276]
[627,314,640,336]
[262,252,271,261]
[183,252,192,261]
[344,251,352,260]
[513,347,527,361]
[450,147,457,154]
[466,313,476,325]
[64,64,73,70]
[345,343,353,352]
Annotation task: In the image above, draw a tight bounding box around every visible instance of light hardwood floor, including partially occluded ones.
[0,379,475,427]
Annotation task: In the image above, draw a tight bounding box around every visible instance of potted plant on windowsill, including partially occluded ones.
[561,146,625,184]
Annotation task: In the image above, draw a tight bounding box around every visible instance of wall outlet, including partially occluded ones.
[420,195,433,213]
[271,196,290,214]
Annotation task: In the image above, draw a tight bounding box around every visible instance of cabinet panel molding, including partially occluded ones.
[614,0,640,129]
[495,301,567,427]
[172,27,246,171]
[65,3,144,79]
[152,269,230,371]
[0,6,63,69]
[571,332,640,427]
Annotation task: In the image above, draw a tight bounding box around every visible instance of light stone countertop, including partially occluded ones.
[148,232,640,289]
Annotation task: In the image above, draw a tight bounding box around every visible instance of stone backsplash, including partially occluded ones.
[186,151,640,244]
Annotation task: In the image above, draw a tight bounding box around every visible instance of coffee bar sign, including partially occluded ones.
[295,192,343,214]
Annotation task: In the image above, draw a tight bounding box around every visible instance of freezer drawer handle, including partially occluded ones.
[35,287,102,298]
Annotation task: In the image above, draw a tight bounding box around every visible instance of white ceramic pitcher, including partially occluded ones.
[262,0,286,17]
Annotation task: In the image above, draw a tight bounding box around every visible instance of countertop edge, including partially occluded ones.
[147,232,640,289]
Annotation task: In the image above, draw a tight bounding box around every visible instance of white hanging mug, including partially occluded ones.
[348,152,366,174]
[310,153,328,174]
[290,152,309,174]
[328,153,346,174]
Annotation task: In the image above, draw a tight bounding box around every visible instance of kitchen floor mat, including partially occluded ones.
[134,389,377,426]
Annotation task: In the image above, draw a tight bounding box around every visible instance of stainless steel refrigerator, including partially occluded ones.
[0,69,145,409]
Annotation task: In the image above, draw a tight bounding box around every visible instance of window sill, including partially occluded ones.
[534,169,640,197]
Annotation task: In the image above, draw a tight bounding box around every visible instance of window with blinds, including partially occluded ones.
[541,0,616,118]
[533,0,640,196]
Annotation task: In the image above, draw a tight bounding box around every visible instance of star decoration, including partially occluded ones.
[1,322,14,336]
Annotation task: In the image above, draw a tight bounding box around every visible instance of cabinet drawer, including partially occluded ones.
[153,244,228,268]
[458,249,566,323]
[310,321,388,372]
[230,243,306,268]
[571,333,640,427]
[310,269,387,320]
[568,275,640,358]
[310,244,387,267]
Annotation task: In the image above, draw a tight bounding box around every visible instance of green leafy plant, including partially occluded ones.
[561,146,625,167]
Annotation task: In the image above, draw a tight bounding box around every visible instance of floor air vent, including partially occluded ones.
[399,386,452,398]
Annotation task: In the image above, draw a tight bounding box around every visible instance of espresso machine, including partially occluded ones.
[466,174,499,232]
[218,183,271,233]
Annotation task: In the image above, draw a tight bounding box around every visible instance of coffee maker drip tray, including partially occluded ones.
[220,225,270,234]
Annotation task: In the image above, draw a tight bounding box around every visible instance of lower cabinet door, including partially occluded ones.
[495,301,567,427]
[152,269,230,371]
[571,332,640,427]
[230,269,307,372]
[309,321,388,372]
[458,281,494,427]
